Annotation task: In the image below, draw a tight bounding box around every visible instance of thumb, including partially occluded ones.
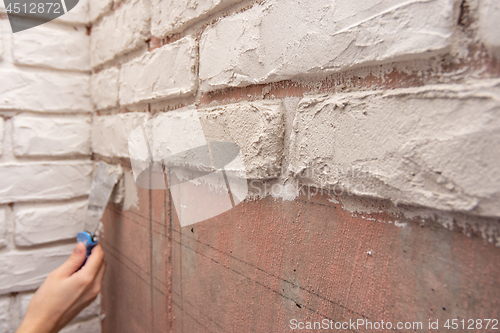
[57,242,87,277]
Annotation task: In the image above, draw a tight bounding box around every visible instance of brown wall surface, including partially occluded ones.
[101,168,500,333]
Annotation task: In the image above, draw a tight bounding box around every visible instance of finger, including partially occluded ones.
[79,244,105,278]
[94,258,106,289]
[56,242,87,277]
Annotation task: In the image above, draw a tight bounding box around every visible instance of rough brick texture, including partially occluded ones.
[0,69,91,112]
[289,80,500,217]
[92,113,149,158]
[151,0,241,36]
[0,244,74,294]
[0,206,6,248]
[14,200,87,246]
[0,117,4,155]
[89,0,113,22]
[0,296,10,333]
[12,23,90,71]
[199,100,284,179]
[119,36,198,105]
[60,317,101,333]
[91,67,119,110]
[0,162,92,203]
[479,0,500,58]
[13,115,91,157]
[200,0,454,92]
[90,0,150,67]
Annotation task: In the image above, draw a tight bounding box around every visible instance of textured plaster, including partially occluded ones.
[200,0,455,92]
[289,80,500,217]
[119,36,198,105]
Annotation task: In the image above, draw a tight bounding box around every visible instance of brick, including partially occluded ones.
[12,23,90,71]
[13,115,91,157]
[199,100,284,179]
[119,36,197,106]
[0,244,74,294]
[14,200,87,246]
[289,79,500,216]
[92,113,149,158]
[90,0,149,67]
[479,0,500,58]
[60,317,101,333]
[151,0,241,36]
[0,297,10,333]
[0,162,92,204]
[90,67,119,110]
[89,0,113,22]
[0,20,3,60]
[20,293,100,321]
[199,0,454,92]
[0,117,4,155]
[0,206,6,248]
[0,69,91,112]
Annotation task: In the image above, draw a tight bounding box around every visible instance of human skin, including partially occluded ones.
[15,242,106,333]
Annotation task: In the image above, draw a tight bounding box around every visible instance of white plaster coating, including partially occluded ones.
[93,112,149,158]
[0,297,10,332]
[479,0,500,58]
[0,162,92,203]
[12,23,90,71]
[0,69,91,112]
[60,317,101,333]
[91,66,119,110]
[13,115,91,156]
[20,293,100,322]
[0,244,74,294]
[89,0,113,22]
[90,0,150,67]
[14,200,87,246]
[151,0,241,36]
[199,100,284,179]
[0,21,3,61]
[0,206,6,248]
[0,117,4,155]
[289,80,500,217]
[119,36,198,105]
[200,0,454,92]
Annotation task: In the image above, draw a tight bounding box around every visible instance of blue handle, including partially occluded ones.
[77,231,98,258]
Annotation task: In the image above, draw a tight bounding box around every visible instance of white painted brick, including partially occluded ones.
[0,206,6,248]
[0,244,74,294]
[92,113,149,158]
[20,293,100,321]
[479,0,500,58]
[0,117,4,155]
[198,101,284,179]
[12,23,90,71]
[151,0,241,36]
[0,19,3,61]
[0,296,11,333]
[13,115,91,157]
[60,317,101,333]
[0,162,92,204]
[119,36,197,105]
[90,67,119,110]
[0,69,91,112]
[89,0,113,22]
[289,79,500,217]
[200,0,454,92]
[90,0,150,67]
[14,200,87,246]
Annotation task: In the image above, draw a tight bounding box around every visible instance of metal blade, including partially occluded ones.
[85,161,121,234]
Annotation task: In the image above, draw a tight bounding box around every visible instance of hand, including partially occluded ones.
[16,242,106,333]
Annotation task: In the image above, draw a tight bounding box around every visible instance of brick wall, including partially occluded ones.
[90,0,500,332]
[0,0,101,332]
[0,0,499,332]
